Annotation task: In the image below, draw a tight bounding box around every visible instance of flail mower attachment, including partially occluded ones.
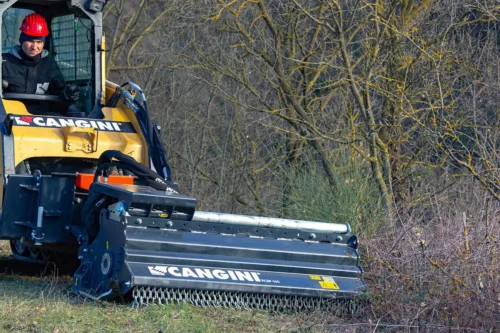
[72,182,366,312]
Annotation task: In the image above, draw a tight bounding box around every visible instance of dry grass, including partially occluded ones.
[358,183,500,332]
[0,241,9,259]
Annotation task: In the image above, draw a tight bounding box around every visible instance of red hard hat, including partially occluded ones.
[19,13,49,37]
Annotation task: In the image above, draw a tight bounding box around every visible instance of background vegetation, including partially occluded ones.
[105,0,500,330]
[1,0,499,331]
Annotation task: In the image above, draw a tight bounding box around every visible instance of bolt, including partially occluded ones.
[166,221,173,227]
[309,233,316,239]
[83,248,88,253]
[135,218,142,224]
[78,255,83,260]
[115,201,126,215]
[74,197,82,204]
[336,235,343,242]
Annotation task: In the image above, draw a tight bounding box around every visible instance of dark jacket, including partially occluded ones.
[2,46,65,95]
[2,46,66,114]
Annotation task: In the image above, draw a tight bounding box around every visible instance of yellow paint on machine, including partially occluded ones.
[0,80,152,205]
[2,100,148,168]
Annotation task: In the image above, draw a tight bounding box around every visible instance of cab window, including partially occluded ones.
[51,15,92,82]
[2,8,35,53]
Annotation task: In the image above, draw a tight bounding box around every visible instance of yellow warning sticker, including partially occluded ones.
[309,275,321,280]
[160,213,169,218]
[319,281,340,290]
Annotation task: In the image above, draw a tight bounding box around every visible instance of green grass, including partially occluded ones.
[0,241,346,333]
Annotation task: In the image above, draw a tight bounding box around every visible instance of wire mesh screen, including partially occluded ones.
[51,15,92,81]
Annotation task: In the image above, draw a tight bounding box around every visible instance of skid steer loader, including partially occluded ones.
[0,0,366,311]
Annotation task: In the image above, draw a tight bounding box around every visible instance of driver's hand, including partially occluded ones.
[64,84,79,102]
[2,80,8,88]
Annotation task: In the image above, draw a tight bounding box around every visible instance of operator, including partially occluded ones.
[1,13,79,115]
